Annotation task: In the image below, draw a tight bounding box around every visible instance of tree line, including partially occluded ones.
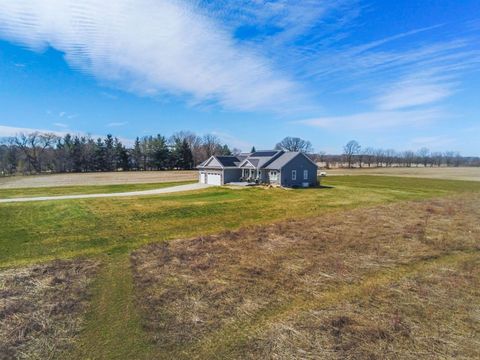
[1,134,478,176]
[0,131,235,175]
[313,140,480,168]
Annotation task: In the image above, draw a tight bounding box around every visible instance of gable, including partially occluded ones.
[203,156,223,168]
[240,159,256,168]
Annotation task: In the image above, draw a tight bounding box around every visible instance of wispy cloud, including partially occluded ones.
[297,108,443,130]
[211,131,252,151]
[53,122,69,128]
[0,0,308,112]
[0,125,67,137]
[107,121,128,127]
[374,72,456,110]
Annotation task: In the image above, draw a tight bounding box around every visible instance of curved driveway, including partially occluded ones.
[0,183,211,203]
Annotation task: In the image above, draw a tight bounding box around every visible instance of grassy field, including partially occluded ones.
[325,166,480,181]
[0,170,198,189]
[1,175,479,358]
[0,180,195,199]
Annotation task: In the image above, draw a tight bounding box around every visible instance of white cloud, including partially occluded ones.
[374,73,456,110]
[107,121,128,127]
[297,108,443,130]
[0,0,303,112]
[408,135,456,150]
[0,125,67,137]
[53,122,69,128]
[211,131,252,151]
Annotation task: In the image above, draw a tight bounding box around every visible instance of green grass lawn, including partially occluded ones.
[1,175,480,359]
[0,180,195,199]
[2,176,480,268]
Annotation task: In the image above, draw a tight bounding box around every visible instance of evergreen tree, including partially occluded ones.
[220,144,232,155]
[250,146,256,153]
[132,137,143,170]
[150,134,169,170]
[172,139,194,169]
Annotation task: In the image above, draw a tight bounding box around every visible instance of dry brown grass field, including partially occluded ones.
[324,166,480,181]
[0,260,99,359]
[131,194,480,359]
[0,170,197,189]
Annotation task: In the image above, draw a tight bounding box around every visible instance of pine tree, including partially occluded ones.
[250,146,256,153]
[132,137,143,170]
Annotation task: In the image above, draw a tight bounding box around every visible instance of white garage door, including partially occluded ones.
[200,173,206,184]
[207,173,222,185]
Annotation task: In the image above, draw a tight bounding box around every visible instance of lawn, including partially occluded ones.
[2,176,480,268]
[0,180,195,199]
[1,175,479,359]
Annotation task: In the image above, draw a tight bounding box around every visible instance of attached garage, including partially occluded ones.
[206,172,222,185]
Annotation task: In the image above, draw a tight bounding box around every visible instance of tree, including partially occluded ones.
[202,134,222,158]
[12,132,58,173]
[275,137,313,153]
[250,146,256,153]
[417,147,430,167]
[132,137,143,170]
[172,139,194,169]
[343,140,361,168]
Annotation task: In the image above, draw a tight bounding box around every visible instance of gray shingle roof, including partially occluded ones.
[264,151,301,170]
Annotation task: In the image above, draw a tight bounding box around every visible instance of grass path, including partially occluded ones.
[71,254,154,360]
[180,250,479,359]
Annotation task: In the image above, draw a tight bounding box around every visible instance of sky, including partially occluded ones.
[0,0,479,155]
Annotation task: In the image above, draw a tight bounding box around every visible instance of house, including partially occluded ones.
[198,150,318,187]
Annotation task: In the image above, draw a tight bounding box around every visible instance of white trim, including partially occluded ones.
[239,159,257,169]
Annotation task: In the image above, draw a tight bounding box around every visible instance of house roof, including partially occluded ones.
[264,151,300,169]
[216,156,242,167]
[198,150,317,170]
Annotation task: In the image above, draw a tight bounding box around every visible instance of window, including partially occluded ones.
[269,171,278,180]
[292,170,296,180]
[304,169,308,180]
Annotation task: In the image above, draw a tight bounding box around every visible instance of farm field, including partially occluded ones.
[0,181,196,199]
[0,170,198,189]
[1,175,480,359]
[324,166,480,181]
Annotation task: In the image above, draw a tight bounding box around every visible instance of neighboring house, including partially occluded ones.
[198,150,318,187]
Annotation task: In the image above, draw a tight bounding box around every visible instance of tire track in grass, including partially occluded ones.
[71,254,154,360]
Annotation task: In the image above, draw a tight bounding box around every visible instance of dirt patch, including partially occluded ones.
[0,259,100,359]
[0,171,197,189]
[131,194,480,358]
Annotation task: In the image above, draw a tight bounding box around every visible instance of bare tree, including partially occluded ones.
[343,140,361,168]
[362,147,375,167]
[12,132,59,173]
[275,137,313,153]
[417,147,430,167]
[201,134,222,159]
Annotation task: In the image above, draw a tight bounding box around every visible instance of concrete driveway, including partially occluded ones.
[0,183,211,203]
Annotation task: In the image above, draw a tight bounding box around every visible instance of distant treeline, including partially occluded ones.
[0,131,234,175]
[0,134,478,176]
[313,140,480,168]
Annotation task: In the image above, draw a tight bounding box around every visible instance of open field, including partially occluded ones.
[0,259,99,359]
[132,195,480,359]
[0,181,196,200]
[1,175,479,358]
[324,166,480,181]
[0,170,198,189]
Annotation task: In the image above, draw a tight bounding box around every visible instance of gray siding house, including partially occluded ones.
[198,150,318,187]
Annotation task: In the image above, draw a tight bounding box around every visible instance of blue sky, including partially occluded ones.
[0,0,479,154]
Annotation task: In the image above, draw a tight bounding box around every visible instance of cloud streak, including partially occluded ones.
[0,0,304,112]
